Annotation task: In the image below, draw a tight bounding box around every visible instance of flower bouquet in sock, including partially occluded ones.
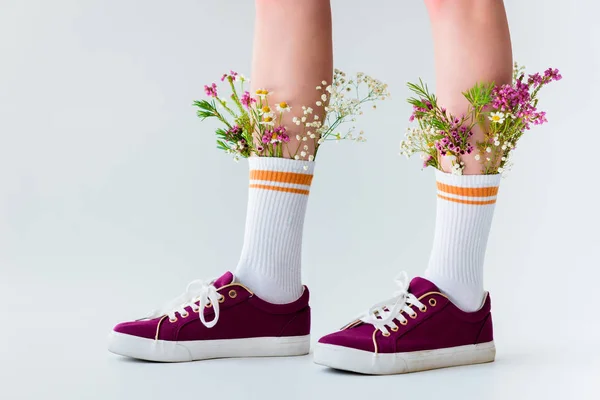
[194,69,389,161]
[400,63,561,175]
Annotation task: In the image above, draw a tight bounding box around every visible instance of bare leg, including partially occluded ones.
[425,0,512,174]
[251,0,333,158]
[235,0,332,304]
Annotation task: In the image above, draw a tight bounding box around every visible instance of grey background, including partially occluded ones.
[1,0,598,399]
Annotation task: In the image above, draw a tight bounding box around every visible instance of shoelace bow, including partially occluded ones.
[359,271,426,335]
[148,279,223,328]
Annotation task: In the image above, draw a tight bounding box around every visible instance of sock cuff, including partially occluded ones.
[435,170,502,187]
[248,156,315,174]
[435,170,502,206]
[248,157,315,196]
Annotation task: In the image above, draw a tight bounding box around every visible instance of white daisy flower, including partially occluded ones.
[260,106,273,118]
[276,102,291,113]
[489,112,505,124]
[255,89,270,99]
[261,116,275,126]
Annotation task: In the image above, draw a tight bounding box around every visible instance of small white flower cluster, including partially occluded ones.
[293,143,315,162]
[451,162,464,176]
[287,70,389,159]
[290,103,322,161]
[323,70,389,122]
[399,126,437,158]
[497,151,514,175]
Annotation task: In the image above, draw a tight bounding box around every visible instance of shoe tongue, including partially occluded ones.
[408,277,440,298]
[213,271,234,288]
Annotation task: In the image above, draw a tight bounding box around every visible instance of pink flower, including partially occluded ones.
[241,91,256,109]
[204,83,218,98]
[423,155,433,168]
[544,68,562,82]
[221,71,239,82]
[409,99,433,121]
[262,126,290,145]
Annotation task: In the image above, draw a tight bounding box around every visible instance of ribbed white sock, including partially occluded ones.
[235,157,314,304]
[424,170,502,312]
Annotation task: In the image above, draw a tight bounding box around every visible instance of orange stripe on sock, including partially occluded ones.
[250,170,313,186]
[249,184,310,196]
[437,194,496,205]
[437,182,499,197]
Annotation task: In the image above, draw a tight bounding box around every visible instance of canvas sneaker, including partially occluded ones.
[314,272,495,374]
[108,271,310,362]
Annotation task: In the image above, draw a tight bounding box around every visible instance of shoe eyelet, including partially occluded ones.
[180,312,189,318]
[420,305,427,313]
[391,326,399,332]
[382,331,391,337]
[205,302,212,308]
[169,317,178,323]
[218,296,225,303]
[400,320,408,326]
[429,298,437,307]
[409,313,418,319]
[229,290,237,299]
[192,307,200,314]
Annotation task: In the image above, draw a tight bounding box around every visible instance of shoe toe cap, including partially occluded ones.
[113,318,161,339]
[318,324,377,353]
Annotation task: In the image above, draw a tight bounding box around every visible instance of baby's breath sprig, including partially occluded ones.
[194,69,389,162]
[400,63,561,175]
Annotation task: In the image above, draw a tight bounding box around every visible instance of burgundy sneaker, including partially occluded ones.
[314,272,495,374]
[108,272,310,362]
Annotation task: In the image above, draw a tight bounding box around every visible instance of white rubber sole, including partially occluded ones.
[108,331,310,362]
[314,341,495,375]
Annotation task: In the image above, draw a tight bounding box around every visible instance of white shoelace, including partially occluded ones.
[147,279,224,328]
[359,271,426,335]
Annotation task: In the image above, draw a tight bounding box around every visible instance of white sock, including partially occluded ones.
[235,157,314,304]
[424,170,502,312]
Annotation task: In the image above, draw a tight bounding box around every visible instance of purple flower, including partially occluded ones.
[423,155,433,168]
[410,99,434,121]
[544,68,562,81]
[225,125,243,141]
[528,73,543,87]
[261,131,271,144]
[204,83,218,98]
[272,126,290,143]
[221,71,239,82]
[262,126,290,145]
[241,91,256,109]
